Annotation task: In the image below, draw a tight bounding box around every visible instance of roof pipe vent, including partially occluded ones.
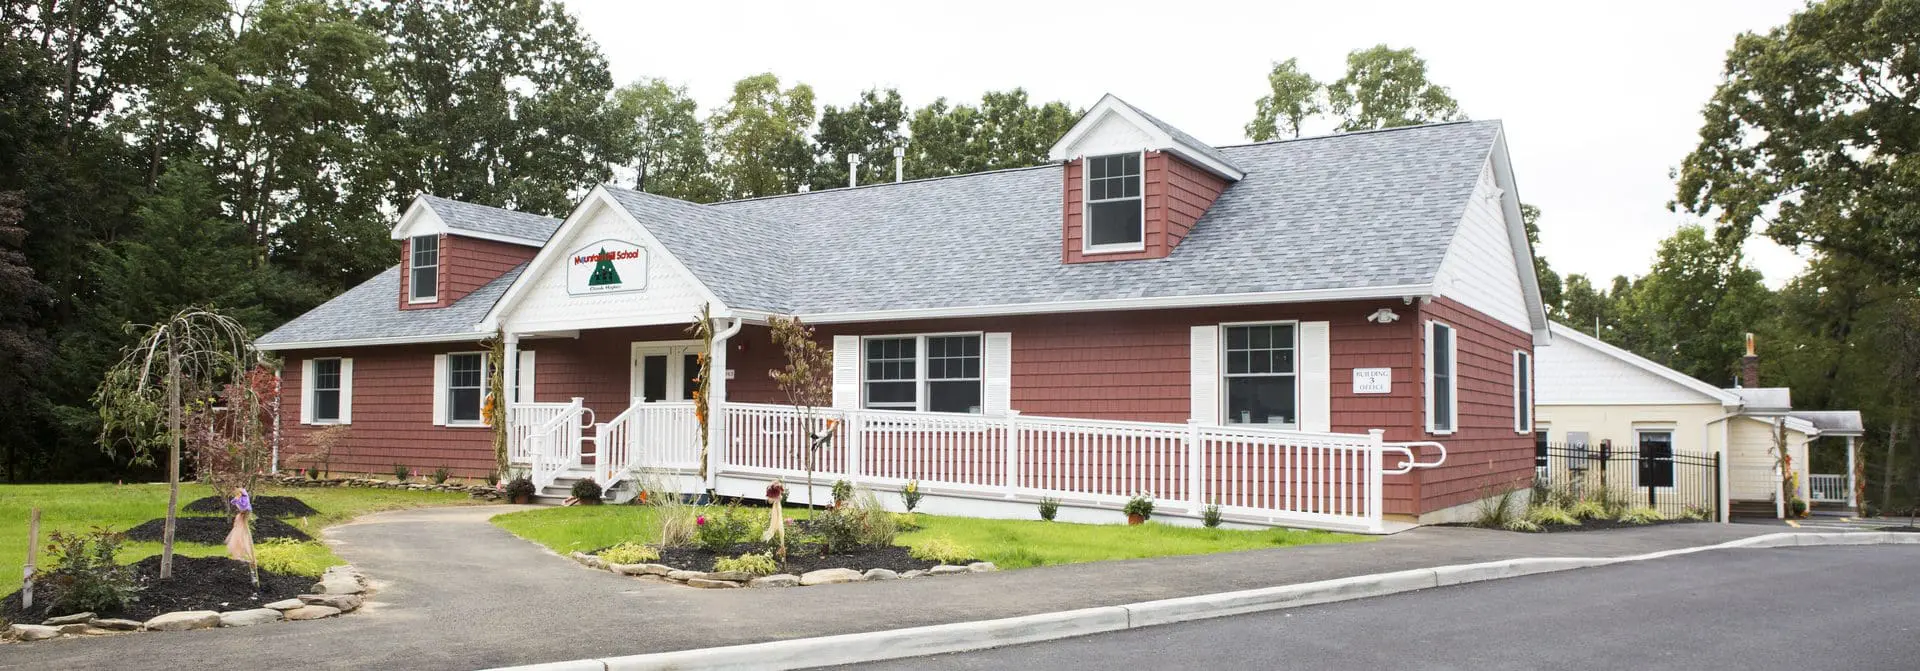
[798,184,810,193]
[847,153,862,188]
[893,146,905,183]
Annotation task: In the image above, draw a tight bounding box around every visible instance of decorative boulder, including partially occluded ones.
[299,593,364,613]
[219,609,283,627]
[685,578,742,589]
[283,605,342,621]
[799,568,865,586]
[863,568,899,581]
[263,599,305,611]
[702,571,753,582]
[666,570,704,582]
[7,624,60,641]
[928,565,970,576]
[87,618,144,631]
[41,612,95,626]
[310,577,366,595]
[749,574,800,588]
[145,611,222,632]
[968,562,999,572]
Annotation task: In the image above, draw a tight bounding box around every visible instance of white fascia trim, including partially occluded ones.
[1488,131,1550,343]
[1047,95,1245,182]
[391,196,546,247]
[477,186,730,332]
[257,332,485,352]
[1547,322,1744,406]
[1744,413,1820,438]
[794,284,1433,324]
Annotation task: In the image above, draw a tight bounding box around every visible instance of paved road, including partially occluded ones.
[0,507,1798,670]
[851,545,1920,671]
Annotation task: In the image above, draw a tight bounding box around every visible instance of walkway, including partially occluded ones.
[0,508,1800,670]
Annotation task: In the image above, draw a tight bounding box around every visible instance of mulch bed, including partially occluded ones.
[182,495,320,518]
[1,555,314,622]
[651,542,944,576]
[123,516,313,543]
[1441,518,1704,534]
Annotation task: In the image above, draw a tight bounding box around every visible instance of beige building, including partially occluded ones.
[1535,323,1860,519]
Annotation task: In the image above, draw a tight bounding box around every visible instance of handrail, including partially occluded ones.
[1381,441,1448,475]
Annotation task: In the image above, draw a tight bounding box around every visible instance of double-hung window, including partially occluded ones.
[1083,152,1142,252]
[312,358,343,423]
[863,334,982,413]
[1427,321,1457,434]
[447,352,486,425]
[1223,323,1297,426]
[409,235,439,303]
[1637,430,1674,488]
[1513,350,1533,433]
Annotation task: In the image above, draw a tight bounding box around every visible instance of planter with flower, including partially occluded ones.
[502,476,536,504]
[1124,492,1154,525]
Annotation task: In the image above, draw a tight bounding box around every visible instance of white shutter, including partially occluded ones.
[338,358,354,425]
[984,332,1012,415]
[832,336,859,409]
[432,354,449,426]
[1189,325,1220,424]
[1299,321,1331,432]
[299,359,315,425]
[517,350,537,403]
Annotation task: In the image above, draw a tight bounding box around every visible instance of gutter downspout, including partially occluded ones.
[1706,410,1740,523]
[706,318,744,492]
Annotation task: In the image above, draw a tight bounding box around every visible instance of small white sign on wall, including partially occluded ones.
[1352,367,1392,394]
[565,238,648,296]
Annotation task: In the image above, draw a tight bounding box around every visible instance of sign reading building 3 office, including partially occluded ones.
[566,239,647,295]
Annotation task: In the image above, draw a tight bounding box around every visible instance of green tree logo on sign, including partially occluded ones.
[587,248,622,287]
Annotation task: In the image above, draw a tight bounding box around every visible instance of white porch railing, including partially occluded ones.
[1808,473,1849,503]
[527,398,585,491]
[508,402,574,464]
[594,400,701,488]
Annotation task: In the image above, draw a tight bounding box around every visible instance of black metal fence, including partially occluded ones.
[1535,441,1722,521]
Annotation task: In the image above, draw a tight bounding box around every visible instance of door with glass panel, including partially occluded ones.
[630,342,700,403]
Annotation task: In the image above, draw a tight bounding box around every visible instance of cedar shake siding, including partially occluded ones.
[283,344,495,478]
[1414,296,1535,514]
[1061,151,1229,264]
[399,235,539,310]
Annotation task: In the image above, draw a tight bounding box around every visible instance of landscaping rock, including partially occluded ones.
[928,565,970,576]
[7,624,59,641]
[218,609,283,627]
[144,610,221,632]
[633,574,668,583]
[65,626,115,636]
[87,618,143,631]
[702,571,753,582]
[799,568,865,585]
[863,568,899,581]
[310,577,366,595]
[322,565,367,586]
[685,578,742,589]
[901,570,928,579]
[569,552,606,570]
[968,562,999,573]
[666,570,704,582]
[749,574,800,588]
[636,563,674,576]
[263,598,305,611]
[299,593,363,613]
[608,563,647,575]
[283,605,341,621]
[41,612,95,626]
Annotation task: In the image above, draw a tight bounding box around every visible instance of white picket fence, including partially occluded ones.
[1808,473,1849,503]
[510,400,1445,533]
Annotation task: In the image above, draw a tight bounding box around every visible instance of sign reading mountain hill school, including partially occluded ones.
[565,239,647,295]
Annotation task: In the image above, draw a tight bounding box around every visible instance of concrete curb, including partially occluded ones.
[493,531,1920,671]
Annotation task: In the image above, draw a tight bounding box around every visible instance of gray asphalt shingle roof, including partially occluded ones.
[257,264,523,346]
[420,194,561,243]
[1790,410,1865,436]
[1116,96,1245,176]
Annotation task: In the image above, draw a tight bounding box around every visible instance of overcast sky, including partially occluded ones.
[565,0,1809,287]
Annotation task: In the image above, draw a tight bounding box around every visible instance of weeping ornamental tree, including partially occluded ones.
[96,307,262,579]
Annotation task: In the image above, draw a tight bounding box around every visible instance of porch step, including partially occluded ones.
[1729,500,1779,520]
[541,473,637,504]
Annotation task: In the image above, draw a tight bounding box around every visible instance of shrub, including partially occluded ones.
[831,479,854,507]
[1617,506,1664,525]
[901,480,923,512]
[1474,488,1520,528]
[713,552,779,576]
[503,476,536,502]
[598,542,660,565]
[1202,504,1224,528]
[1502,518,1543,532]
[1124,492,1155,520]
[695,505,755,552]
[432,466,451,484]
[1567,499,1608,521]
[892,512,921,531]
[44,528,140,616]
[813,490,896,552]
[255,538,333,577]
[1038,497,1060,521]
[393,464,410,481]
[1527,503,1581,527]
[909,536,974,564]
[1682,504,1715,521]
[571,478,603,503]
[1790,497,1809,517]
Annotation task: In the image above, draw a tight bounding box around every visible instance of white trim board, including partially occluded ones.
[1541,322,1743,407]
[390,195,548,247]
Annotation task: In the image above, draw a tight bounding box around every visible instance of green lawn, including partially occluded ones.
[0,482,474,593]
[491,505,1369,569]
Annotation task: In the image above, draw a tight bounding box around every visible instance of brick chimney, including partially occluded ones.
[1740,332,1759,388]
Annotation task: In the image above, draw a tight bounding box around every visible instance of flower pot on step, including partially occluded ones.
[511,494,531,504]
[1127,513,1145,525]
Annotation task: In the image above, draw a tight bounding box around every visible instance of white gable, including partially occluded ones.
[1537,323,1740,406]
[1433,159,1531,333]
[1046,94,1244,181]
[490,190,722,334]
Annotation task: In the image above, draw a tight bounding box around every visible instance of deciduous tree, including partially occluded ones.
[709,73,816,199]
[1245,58,1323,141]
[1327,44,1465,131]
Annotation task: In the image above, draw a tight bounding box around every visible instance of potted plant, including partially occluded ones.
[503,476,536,504]
[1123,492,1154,525]
[571,477,603,505]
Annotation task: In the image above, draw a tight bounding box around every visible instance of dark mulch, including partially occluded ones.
[123,516,312,543]
[1441,518,1704,534]
[0,555,314,622]
[182,495,320,518]
[651,542,943,575]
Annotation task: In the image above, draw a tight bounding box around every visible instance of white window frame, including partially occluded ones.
[408,234,439,304]
[1635,427,1676,489]
[1219,320,1301,428]
[445,351,489,426]
[1513,349,1532,433]
[1425,320,1458,435]
[1080,151,1146,255]
[310,357,346,424]
[860,332,985,414]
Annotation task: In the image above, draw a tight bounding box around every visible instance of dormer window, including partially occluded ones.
[1083,152,1143,253]
[409,234,439,303]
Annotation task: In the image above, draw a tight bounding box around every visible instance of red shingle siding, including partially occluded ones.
[282,344,495,479]
[1062,152,1227,264]
[398,234,538,310]
[396,235,441,311]
[1414,296,1535,514]
[523,325,788,421]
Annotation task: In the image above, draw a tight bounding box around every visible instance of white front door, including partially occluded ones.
[630,341,702,403]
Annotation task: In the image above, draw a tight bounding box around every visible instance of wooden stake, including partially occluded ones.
[23,507,39,610]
